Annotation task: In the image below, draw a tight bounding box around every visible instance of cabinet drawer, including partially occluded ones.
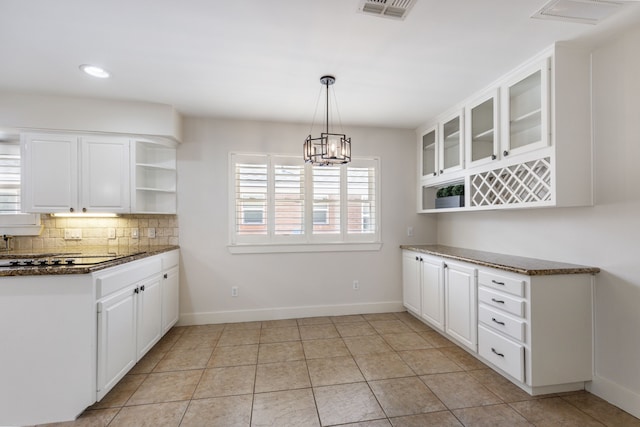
[96,257,162,299]
[478,270,525,297]
[161,250,179,270]
[479,304,526,342]
[478,325,524,382]
[478,287,525,318]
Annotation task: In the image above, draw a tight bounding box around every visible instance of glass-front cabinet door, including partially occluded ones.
[502,58,549,158]
[438,110,464,175]
[420,126,438,180]
[466,89,499,168]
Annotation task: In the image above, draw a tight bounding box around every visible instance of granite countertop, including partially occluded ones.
[0,245,179,277]
[400,244,600,276]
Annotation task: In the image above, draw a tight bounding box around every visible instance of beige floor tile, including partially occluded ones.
[389,411,463,426]
[254,360,310,393]
[395,313,434,333]
[340,420,392,427]
[307,356,365,386]
[180,394,252,427]
[314,382,386,426]
[258,341,305,364]
[153,348,212,372]
[467,369,536,403]
[129,349,166,374]
[399,349,463,375]
[126,370,202,405]
[336,322,378,337]
[251,388,320,427]
[452,403,533,427]
[261,318,298,329]
[91,374,146,409]
[562,392,640,426]
[170,333,218,351]
[438,346,488,370]
[369,320,413,335]
[180,323,225,337]
[369,376,446,417]
[344,335,394,355]
[299,323,340,340]
[331,314,367,323]
[382,333,433,351]
[302,338,351,359]
[363,313,400,321]
[208,344,258,367]
[218,329,261,346]
[224,321,262,331]
[354,353,415,380]
[419,331,456,348]
[259,326,300,343]
[151,331,182,353]
[39,408,120,427]
[421,372,502,409]
[509,397,608,426]
[108,401,189,427]
[193,365,256,398]
[297,316,333,325]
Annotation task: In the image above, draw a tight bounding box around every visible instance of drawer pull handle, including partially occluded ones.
[491,317,505,326]
[492,279,505,286]
[491,348,505,357]
[491,298,505,304]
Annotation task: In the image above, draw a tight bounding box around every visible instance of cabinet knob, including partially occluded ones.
[415,256,419,261]
[503,150,509,156]
[134,287,139,294]
[82,207,87,213]
[491,347,505,358]
[491,154,497,160]
[443,263,448,268]
[419,257,423,262]
[69,207,74,213]
[164,273,168,279]
[140,285,145,292]
[491,279,505,286]
[432,172,437,176]
[491,317,506,326]
[439,170,443,174]
[491,298,505,304]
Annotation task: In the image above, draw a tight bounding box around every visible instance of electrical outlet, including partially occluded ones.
[148,227,156,238]
[353,280,359,290]
[64,229,82,240]
[107,228,116,239]
[231,286,239,297]
[407,226,413,237]
[131,228,139,239]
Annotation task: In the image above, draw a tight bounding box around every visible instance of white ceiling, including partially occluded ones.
[1,0,639,129]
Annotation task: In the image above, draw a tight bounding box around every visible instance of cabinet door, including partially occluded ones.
[97,287,137,401]
[420,127,438,180]
[438,110,464,175]
[162,266,180,334]
[501,58,550,158]
[402,251,421,315]
[466,89,500,168]
[421,257,445,331]
[445,262,477,351]
[136,274,163,360]
[21,133,78,213]
[81,137,130,213]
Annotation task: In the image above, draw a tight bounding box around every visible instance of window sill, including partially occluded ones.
[228,242,383,254]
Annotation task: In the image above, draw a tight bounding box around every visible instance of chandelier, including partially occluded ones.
[303,75,351,166]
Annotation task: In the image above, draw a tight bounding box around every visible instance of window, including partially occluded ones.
[0,141,41,235]
[229,153,380,252]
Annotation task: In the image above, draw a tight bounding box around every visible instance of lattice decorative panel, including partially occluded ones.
[470,157,552,207]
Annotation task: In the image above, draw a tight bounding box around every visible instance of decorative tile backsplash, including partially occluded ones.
[11,214,178,251]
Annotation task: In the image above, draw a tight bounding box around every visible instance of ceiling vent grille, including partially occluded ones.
[358,0,416,20]
[531,0,629,25]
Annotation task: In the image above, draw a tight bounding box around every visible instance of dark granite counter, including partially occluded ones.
[400,244,600,276]
[0,245,179,277]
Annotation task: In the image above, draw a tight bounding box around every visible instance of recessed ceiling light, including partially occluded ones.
[79,64,110,79]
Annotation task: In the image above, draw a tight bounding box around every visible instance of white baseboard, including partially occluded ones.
[178,301,404,325]
[587,375,640,419]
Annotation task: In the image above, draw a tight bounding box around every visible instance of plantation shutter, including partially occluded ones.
[274,157,305,236]
[234,156,268,237]
[312,166,341,235]
[347,162,377,235]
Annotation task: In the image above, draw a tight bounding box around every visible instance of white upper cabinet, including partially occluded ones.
[465,89,500,169]
[420,126,438,180]
[131,139,177,214]
[438,110,464,176]
[22,133,129,213]
[501,58,550,158]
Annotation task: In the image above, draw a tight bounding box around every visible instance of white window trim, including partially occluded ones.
[228,152,381,254]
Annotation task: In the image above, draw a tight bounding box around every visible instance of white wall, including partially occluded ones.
[177,117,435,323]
[436,26,640,417]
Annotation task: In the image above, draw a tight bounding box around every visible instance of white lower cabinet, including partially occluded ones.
[420,256,445,332]
[402,250,422,315]
[161,250,180,334]
[444,261,477,351]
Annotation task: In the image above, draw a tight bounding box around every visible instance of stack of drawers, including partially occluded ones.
[477,269,527,382]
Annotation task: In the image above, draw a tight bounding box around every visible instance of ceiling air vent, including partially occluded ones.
[531,0,630,25]
[357,0,416,20]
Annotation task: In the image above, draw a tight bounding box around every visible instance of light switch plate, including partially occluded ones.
[64,229,82,240]
[131,228,139,239]
[148,227,156,238]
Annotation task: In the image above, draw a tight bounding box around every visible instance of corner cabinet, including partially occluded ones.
[131,139,177,214]
[417,43,592,213]
[21,133,130,213]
